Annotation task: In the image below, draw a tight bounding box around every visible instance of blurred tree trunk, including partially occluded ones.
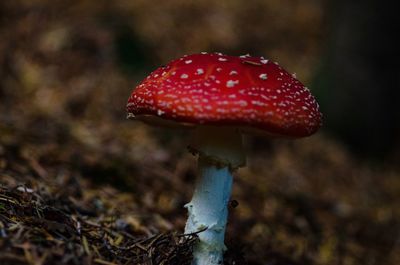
[313,0,400,159]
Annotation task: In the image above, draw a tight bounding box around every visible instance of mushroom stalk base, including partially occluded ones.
[185,126,244,265]
[185,157,233,265]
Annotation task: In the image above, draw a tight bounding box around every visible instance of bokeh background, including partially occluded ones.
[0,1,399,264]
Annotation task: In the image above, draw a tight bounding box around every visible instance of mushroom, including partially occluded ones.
[126,53,322,265]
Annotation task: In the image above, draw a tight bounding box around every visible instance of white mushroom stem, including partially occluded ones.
[185,126,245,265]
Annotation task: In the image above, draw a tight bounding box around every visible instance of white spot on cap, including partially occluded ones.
[218,57,227,62]
[185,60,192,64]
[157,109,165,116]
[261,59,269,64]
[229,70,238,75]
[226,80,239,88]
[292,72,297,78]
[251,100,267,106]
[240,54,250,58]
[238,100,248,106]
[196,68,204,75]
[259,73,268,80]
[181,74,188,79]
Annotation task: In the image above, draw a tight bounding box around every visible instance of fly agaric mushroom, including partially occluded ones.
[126,53,322,265]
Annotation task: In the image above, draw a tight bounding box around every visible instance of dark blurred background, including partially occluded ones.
[1,0,398,161]
[0,1,399,264]
[313,0,400,159]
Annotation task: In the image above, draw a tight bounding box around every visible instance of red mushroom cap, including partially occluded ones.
[127,53,322,137]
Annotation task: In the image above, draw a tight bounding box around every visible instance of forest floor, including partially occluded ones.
[1,124,399,265]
